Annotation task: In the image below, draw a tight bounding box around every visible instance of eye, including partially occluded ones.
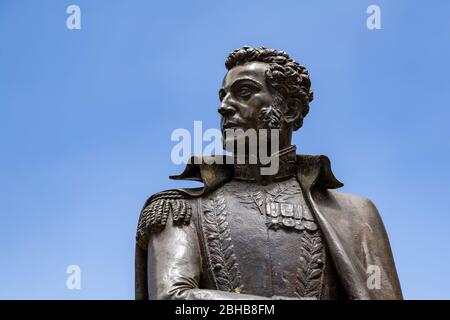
[238,86,253,99]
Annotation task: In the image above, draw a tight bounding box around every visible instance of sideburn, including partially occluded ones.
[257,95,284,130]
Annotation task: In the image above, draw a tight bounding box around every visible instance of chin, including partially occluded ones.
[221,136,238,153]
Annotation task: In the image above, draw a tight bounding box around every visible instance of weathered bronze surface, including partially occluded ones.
[135,46,402,300]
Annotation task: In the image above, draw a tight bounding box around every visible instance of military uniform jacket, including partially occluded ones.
[135,154,403,300]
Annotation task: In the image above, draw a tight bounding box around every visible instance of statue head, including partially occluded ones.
[219,46,314,154]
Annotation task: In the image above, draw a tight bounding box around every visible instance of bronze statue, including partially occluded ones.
[135,46,402,300]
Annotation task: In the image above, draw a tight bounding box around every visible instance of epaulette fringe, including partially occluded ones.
[136,190,192,249]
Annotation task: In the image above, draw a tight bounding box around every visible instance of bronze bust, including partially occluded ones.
[135,46,402,300]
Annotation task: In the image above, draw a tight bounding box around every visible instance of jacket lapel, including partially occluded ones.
[296,155,372,299]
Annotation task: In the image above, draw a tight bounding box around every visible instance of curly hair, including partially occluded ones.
[225,46,313,130]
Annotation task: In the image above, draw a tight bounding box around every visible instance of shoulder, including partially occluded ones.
[322,189,383,227]
[136,189,195,249]
[326,189,375,209]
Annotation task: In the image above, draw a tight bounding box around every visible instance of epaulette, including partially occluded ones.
[136,190,192,249]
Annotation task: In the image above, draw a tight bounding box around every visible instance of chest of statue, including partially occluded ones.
[194,177,344,299]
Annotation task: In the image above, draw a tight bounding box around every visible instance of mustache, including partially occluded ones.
[221,98,284,131]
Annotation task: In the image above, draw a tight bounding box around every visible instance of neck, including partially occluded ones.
[233,145,297,185]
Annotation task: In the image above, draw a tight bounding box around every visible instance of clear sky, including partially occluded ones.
[0,0,449,299]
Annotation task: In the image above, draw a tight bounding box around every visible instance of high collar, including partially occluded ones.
[169,149,344,198]
[233,145,297,185]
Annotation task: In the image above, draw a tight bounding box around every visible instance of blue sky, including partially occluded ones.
[0,0,449,299]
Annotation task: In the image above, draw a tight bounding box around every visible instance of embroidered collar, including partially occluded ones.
[169,151,343,197]
[233,145,297,184]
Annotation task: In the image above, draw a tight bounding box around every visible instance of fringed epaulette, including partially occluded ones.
[136,190,192,249]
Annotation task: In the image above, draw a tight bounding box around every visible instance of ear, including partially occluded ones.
[283,98,303,125]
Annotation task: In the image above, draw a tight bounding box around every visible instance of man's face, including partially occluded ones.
[218,61,275,148]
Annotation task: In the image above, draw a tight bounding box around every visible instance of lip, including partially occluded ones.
[223,125,239,130]
[222,121,242,130]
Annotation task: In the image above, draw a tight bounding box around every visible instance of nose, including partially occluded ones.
[218,103,236,117]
